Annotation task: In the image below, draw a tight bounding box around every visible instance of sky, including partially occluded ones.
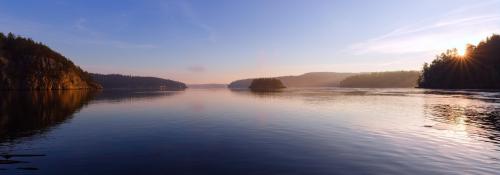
[1,0,499,84]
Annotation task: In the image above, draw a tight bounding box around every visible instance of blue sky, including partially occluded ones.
[1,0,499,83]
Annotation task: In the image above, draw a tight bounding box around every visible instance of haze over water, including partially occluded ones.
[1,88,499,174]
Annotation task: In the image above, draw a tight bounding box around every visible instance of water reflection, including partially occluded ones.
[422,89,500,103]
[0,90,96,172]
[92,90,182,103]
[232,88,500,146]
[0,88,498,174]
[425,103,500,144]
[0,90,96,141]
[0,90,181,141]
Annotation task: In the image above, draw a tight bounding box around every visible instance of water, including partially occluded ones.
[0,88,499,175]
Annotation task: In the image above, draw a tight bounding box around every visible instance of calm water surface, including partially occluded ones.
[0,88,499,175]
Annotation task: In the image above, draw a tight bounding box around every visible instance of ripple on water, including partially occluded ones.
[0,88,499,174]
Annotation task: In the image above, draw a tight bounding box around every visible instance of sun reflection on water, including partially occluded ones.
[424,96,500,145]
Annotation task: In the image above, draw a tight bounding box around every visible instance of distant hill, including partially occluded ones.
[339,71,420,88]
[228,72,355,89]
[0,32,101,90]
[90,73,186,90]
[188,84,227,89]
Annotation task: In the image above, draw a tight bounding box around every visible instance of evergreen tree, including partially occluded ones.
[419,34,500,89]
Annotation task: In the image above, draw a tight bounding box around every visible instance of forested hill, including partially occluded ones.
[0,32,100,90]
[418,34,500,89]
[90,73,187,90]
[339,71,420,88]
[188,84,227,88]
[249,78,286,91]
[228,72,355,89]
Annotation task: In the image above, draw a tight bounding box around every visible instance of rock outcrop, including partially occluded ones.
[0,33,101,90]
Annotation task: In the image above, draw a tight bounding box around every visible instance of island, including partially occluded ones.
[228,72,355,89]
[0,32,101,90]
[249,78,286,91]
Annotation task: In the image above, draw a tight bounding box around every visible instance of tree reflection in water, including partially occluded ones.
[0,90,96,141]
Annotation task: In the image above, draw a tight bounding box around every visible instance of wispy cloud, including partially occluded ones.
[73,17,101,37]
[76,38,157,49]
[0,14,157,50]
[70,17,157,49]
[74,18,87,31]
[162,0,216,42]
[350,2,500,55]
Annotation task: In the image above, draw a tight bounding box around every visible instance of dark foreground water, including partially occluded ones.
[0,88,499,175]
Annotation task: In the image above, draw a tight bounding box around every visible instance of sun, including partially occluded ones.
[456,46,466,56]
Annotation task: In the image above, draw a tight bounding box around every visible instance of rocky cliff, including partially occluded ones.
[0,33,100,90]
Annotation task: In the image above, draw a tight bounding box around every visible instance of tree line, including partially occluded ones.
[339,71,420,88]
[418,34,500,89]
[90,73,187,90]
[0,32,97,89]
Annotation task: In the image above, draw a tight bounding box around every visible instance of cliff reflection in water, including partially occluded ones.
[0,90,96,141]
[0,88,498,174]
[0,90,181,141]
